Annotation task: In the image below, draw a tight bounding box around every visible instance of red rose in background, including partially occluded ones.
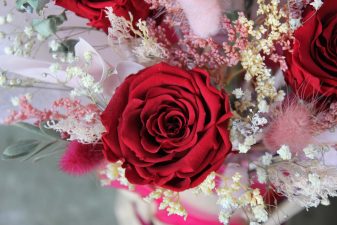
[101,63,232,191]
[284,0,337,99]
[55,0,151,33]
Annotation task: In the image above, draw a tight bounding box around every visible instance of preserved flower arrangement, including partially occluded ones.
[0,0,337,224]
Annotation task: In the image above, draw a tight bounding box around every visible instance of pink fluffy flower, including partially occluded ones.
[177,0,222,38]
[263,98,314,153]
[60,141,104,176]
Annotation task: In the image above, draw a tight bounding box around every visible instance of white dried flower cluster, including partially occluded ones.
[231,113,267,153]
[49,63,61,73]
[310,0,323,10]
[1,15,41,57]
[193,172,216,195]
[232,88,244,99]
[302,144,329,160]
[256,167,267,183]
[261,152,273,166]
[268,160,337,208]
[47,118,105,143]
[105,7,167,63]
[105,7,133,43]
[239,0,289,106]
[145,189,187,220]
[66,66,103,97]
[133,20,168,63]
[217,173,268,224]
[100,162,135,190]
[277,145,292,160]
[0,13,13,25]
[49,39,61,51]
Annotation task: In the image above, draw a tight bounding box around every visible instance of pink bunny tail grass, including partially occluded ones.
[263,98,315,153]
[177,0,222,38]
[60,141,104,176]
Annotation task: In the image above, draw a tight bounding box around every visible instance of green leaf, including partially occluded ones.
[32,11,67,37]
[2,140,40,159]
[16,0,50,13]
[39,121,62,140]
[32,141,68,162]
[14,122,44,137]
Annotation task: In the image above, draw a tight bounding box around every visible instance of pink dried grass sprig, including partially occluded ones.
[169,14,249,69]
[52,98,101,124]
[4,96,65,124]
[60,141,104,176]
[263,97,315,153]
[5,97,101,125]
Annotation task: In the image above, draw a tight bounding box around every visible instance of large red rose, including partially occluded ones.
[285,0,337,99]
[100,63,232,191]
[55,0,151,33]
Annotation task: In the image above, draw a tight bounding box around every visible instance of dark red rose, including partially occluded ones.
[55,0,151,33]
[285,0,337,99]
[100,63,232,191]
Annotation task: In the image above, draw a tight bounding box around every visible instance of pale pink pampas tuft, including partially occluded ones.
[176,0,222,38]
[60,141,104,176]
[263,99,314,153]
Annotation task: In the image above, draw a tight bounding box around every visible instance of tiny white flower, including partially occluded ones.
[277,145,292,160]
[4,46,14,55]
[232,88,244,99]
[245,135,257,146]
[252,205,268,223]
[275,90,286,102]
[261,153,273,166]
[258,100,269,113]
[238,143,250,153]
[256,168,267,183]
[49,40,60,51]
[25,93,32,101]
[5,13,13,23]
[310,0,323,10]
[49,63,60,73]
[321,198,330,206]
[219,211,230,225]
[11,97,20,106]
[37,33,45,41]
[84,51,93,63]
[232,172,242,183]
[24,26,34,38]
[303,144,316,159]
[289,18,301,30]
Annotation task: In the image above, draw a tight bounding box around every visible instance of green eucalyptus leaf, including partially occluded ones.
[2,140,40,159]
[32,11,67,37]
[14,122,44,137]
[33,141,68,162]
[39,121,62,140]
[16,0,50,13]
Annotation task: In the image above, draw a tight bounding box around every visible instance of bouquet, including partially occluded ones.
[1,0,337,224]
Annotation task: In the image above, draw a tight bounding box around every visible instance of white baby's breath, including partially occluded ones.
[277,145,292,160]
